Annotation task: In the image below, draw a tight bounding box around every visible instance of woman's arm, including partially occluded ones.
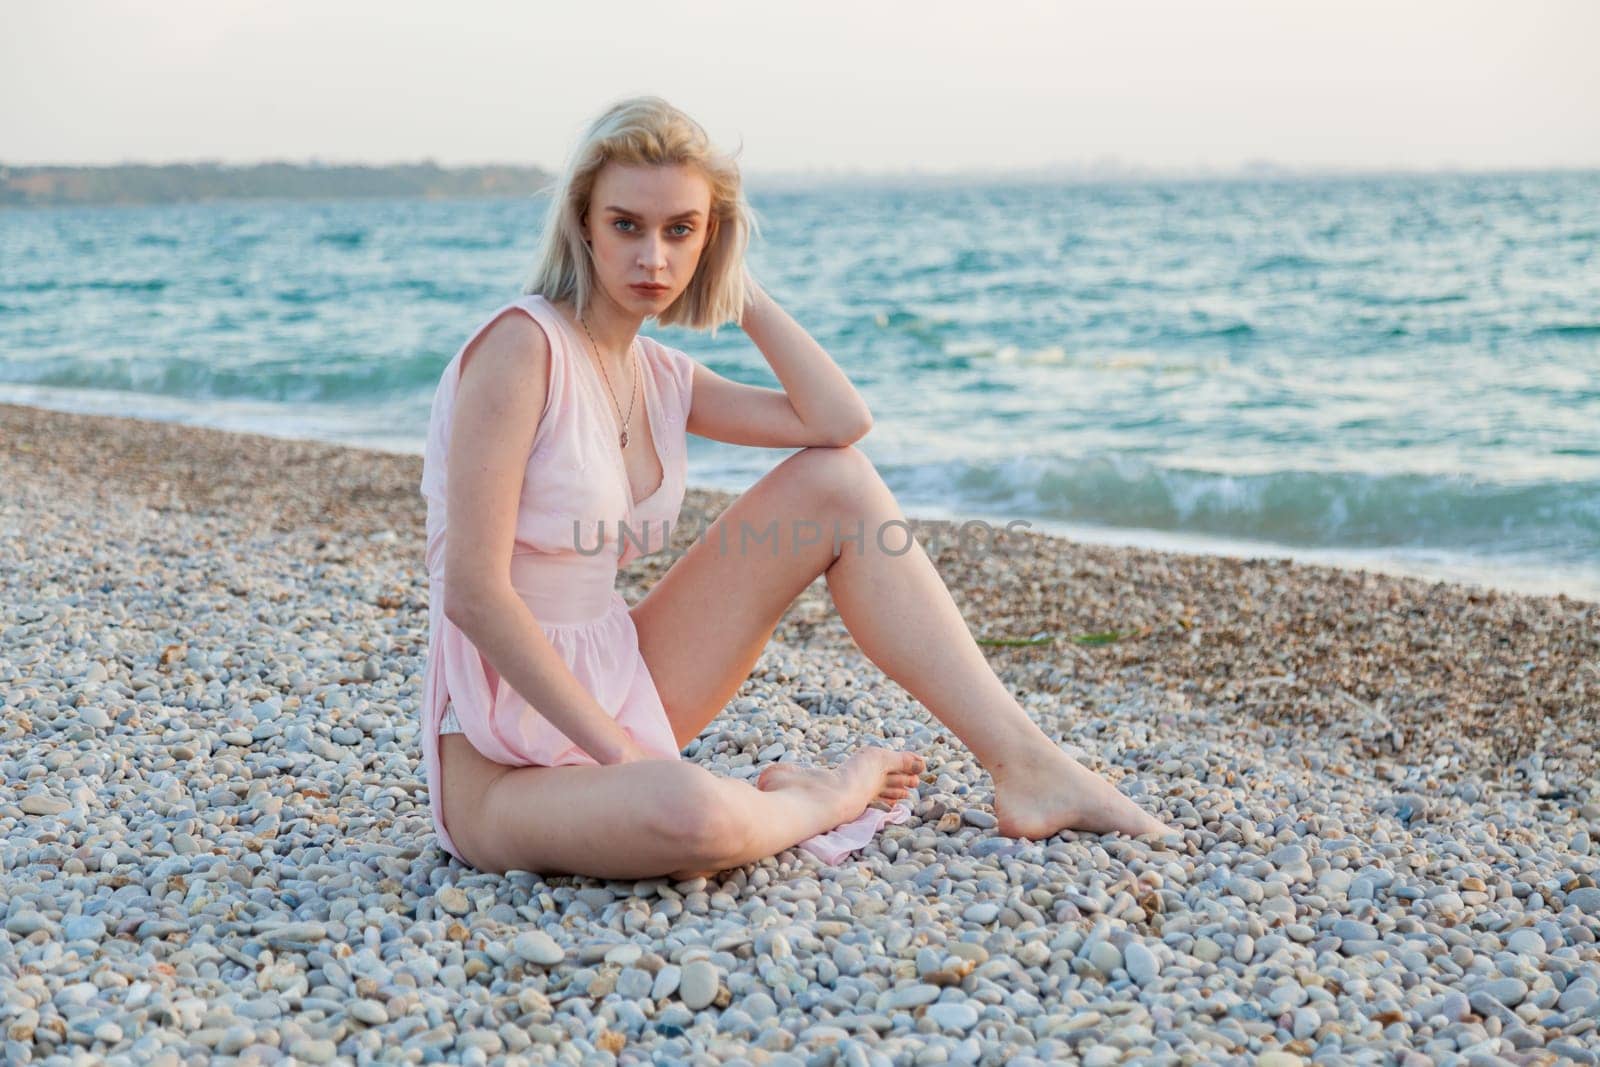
[442,311,646,766]
[682,275,873,449]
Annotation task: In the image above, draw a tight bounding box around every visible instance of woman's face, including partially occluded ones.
[582,162,714,317]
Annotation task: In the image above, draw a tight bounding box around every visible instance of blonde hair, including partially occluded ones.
[522,96,758,336]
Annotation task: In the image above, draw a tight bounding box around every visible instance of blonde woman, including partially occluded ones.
[418,96,1169,878]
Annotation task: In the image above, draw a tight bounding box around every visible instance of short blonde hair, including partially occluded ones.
[522,96,758,336]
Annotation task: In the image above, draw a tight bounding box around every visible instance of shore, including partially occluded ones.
[2,401,1597,1065]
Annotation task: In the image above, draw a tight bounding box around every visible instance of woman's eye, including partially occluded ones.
[671,224,693,237]
[613,219,635,232]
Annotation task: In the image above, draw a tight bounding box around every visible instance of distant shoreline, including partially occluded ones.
[3,159,1596,207]
[0,160,554,208]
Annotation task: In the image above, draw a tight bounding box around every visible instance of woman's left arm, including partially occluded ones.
[683,276,873,449]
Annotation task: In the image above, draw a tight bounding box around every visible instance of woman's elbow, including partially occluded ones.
[441,593,475,633]
[442,581,495,633]
[828,410,873,446]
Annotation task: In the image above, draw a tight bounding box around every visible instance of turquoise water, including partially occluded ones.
[3,172,1598,600]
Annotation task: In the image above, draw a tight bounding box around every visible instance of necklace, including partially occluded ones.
[578,315,639,448]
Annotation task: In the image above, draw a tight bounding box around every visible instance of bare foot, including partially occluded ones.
[993,746,1171,841]
[758,749,926,815]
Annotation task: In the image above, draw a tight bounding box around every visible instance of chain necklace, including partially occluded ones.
[578,314,639,448]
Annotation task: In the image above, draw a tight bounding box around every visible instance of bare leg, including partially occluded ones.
[634,445,1169,843]
[817,451,1170,839]
[443,736,921,880]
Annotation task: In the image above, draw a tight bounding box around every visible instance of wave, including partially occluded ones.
[0,351,448,404]
[876,452,1600,560]
[1534,323,1600,339]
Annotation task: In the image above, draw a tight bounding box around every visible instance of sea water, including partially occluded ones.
[2,170,1596,600]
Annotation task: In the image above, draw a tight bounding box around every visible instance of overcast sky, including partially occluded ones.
[4,0,1597,177]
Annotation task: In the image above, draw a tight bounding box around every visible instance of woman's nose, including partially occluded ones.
[638,237,667,270]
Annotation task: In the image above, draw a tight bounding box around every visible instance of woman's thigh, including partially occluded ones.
[439,733,728,878]
[630,446,875,751]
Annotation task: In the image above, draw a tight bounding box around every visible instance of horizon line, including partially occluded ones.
[4,156,1599,183]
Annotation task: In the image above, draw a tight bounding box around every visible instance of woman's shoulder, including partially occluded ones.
[458,299,555,381]
[641,331,697,371]
[641,333,697,417]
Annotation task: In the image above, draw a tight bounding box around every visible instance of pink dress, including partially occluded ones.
[418,293,910,867]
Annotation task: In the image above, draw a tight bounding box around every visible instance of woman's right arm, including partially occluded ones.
[440,310,649,766]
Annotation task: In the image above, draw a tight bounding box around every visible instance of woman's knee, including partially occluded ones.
[650,763,750,863]
[784,444,883,514]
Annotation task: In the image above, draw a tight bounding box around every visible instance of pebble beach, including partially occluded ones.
[2,401,1598,1066]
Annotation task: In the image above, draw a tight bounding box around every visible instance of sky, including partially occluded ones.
[3,0,1597,178]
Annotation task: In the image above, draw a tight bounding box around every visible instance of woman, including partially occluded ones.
[419,96,1169,878]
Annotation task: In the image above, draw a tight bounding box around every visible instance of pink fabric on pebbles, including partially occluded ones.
[798,800,914,864]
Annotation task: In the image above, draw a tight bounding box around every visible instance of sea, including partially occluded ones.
[2,170,1597,602]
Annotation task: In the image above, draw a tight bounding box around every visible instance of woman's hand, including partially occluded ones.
[607,736,668,765]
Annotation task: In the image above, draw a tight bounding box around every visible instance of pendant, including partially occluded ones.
[620,430,629,448]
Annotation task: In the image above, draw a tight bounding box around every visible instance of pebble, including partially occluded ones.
[1088,941,1123,976]
[20,795,69,816]
[1567,887,1600,914]
[962,902,1000,924]
[1123,941,1160,985]
[1505,927,1545,955]
[1479,977,1529,1008]
[679,959,720,1010]
[513,930,564,965]
[924,1002,979,1032]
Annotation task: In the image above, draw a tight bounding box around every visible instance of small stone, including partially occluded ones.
[604,943,643,967]
[1565,887,1600,915]
[513,930,565,966]
[616,967,653,999]
[1256,1053,1304,1067]
[652,964,682,1001]
[1088,941,1122,976]
[262,921,326,947]
[963,902,1000,924]
[1438,991,1471,1021]
[436,887,470,916]
[1332,919,1378,942]
[1505,928,1545,955]
[924,1002,979,1032]
[63,916,107,941]
[4,912,52,936]
[289,1037,336,1064]
[1124,942,1160,985]
[680,959,720,1010]
[1480,977,1528,1008]
[21,795,70,816]
[1558,984,1598,1014]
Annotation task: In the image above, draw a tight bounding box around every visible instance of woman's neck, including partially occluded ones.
[565,291,643,376]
